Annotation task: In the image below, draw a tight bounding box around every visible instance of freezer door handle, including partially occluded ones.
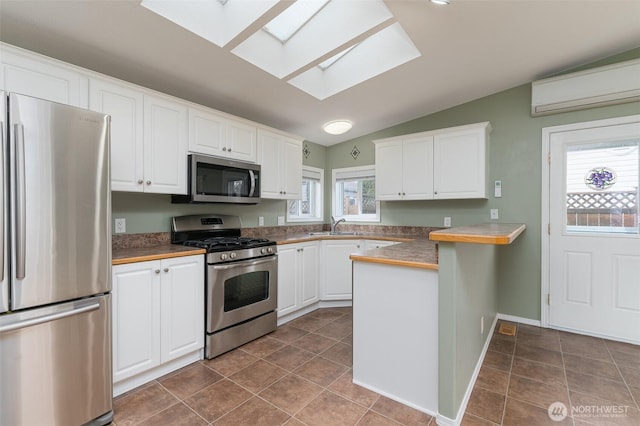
[0,299,100,334]
[14,123,26,280]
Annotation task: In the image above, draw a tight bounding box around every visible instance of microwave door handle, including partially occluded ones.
[14,124,26,280]
[249,170,256,197]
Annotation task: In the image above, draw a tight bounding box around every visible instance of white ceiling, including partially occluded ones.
[1,0,639,146]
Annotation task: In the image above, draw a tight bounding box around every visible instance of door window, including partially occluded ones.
[565,140,639,235]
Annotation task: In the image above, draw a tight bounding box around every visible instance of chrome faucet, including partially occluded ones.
[331,216,346,233]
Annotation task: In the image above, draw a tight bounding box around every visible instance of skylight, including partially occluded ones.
[318,44,359,71]
[141,0,421,100]
[263,0,329,44]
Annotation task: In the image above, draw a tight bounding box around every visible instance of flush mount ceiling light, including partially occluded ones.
[431,0,450,4]
[323,120,353,135]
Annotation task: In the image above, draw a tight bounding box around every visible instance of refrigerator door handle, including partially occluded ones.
[14,123,26,280]
[0,120,4,282]
[0,299,100,334]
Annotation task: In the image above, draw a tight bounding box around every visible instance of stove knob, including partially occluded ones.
[268,247,274,253]
[261,248,267,254]
[220,253,228,261]
[230,252,237,259]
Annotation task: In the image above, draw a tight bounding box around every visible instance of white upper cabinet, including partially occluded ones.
[188,107,257,163]
[375,135,434,200]
[90,76,187,194]
[90,78,144,192]
[374,122,490,201]
[257,128,302,200]
[0,44,87,107]
[433,124,489,199]
[143,94,188,194]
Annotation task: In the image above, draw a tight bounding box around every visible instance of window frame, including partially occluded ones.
[332,165,380,222]
[286,165,324,223]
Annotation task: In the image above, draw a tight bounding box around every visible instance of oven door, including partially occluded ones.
[207,255,277,333]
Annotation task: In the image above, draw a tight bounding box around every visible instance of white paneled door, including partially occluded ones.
[548,118,640,343]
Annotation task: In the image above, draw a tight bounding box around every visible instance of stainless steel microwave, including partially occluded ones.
[172,154,261,204]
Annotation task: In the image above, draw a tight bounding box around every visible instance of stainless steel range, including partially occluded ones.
[171,214,277,359]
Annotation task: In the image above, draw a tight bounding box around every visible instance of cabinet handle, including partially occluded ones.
[137,179,143,184]
[146,180,151,185]
[283,191,286,195]
[403,192,406,195]
[222,147,227,151]
[398,192,401,196]
[434,191,438,195]
[228,148,232,152]
[357,245,360,248]
[155,269,160,274]
[164,268,169,272]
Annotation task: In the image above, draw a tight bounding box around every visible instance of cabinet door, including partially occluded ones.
[375,140,404,200]
[403,136,434,200]
[300,242,319,307]
[160,255,204,363]
[143,94,188,194]
[188,107,226,157]
[257,129,282,199]
[321,240,362,300]
[433,129,486,199]
[112,261,161,383]
[1,49,86,107]
[277,245,299,317]
[90,78,144,192]
[227,119,257,163]
[281,136,302,200]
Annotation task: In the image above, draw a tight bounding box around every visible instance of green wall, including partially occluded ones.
[326,48,640,321]
[111,140,327,230]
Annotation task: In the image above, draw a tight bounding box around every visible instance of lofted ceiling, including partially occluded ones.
[1,0,639,146]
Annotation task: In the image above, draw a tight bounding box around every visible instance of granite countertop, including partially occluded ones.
[429,223,526,245]
[112,245,206,265]
[349,239,438,270]
[268,233,415,245]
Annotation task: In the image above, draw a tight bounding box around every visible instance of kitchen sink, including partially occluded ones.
[308,231,363,236]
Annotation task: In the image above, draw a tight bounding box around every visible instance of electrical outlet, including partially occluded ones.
[480,316,485,335]
[444,216,452,227]
[258,216,264,227]
[277,216,285,226]
[114,218,126,234]
[490,209,499,220]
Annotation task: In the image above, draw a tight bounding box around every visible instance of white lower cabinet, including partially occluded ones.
[112,255,204,396]
[277,241,319,318]
[321,240,363,301]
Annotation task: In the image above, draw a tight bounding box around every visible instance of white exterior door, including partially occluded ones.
[547,117,640,343]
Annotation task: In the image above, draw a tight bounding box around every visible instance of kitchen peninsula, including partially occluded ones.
[350,223,525,423]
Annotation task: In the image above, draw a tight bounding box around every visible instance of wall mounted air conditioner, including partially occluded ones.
[531,58,640,116]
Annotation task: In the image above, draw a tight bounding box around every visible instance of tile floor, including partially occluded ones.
[112,309,640,426]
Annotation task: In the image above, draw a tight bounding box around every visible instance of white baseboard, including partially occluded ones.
[113,350,202,397]
[436,314,499,426]
[352,378,437,418]
[497,313,541,327]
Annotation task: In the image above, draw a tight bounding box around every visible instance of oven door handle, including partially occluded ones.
[211,255,276,270]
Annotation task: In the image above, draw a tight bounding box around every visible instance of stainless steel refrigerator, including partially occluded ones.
[0,92,113,425]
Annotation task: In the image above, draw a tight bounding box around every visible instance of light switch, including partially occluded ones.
[494,180,502,198]
[277,216,285,226]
